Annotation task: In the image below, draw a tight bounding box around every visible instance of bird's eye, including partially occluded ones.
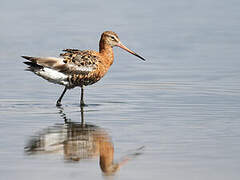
[111,36,115,40]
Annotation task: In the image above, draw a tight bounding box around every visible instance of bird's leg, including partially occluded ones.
[56,87,67,106]
[80,86,85,107]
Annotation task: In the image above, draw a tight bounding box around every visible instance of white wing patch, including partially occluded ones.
[75,66,93,72]
[67,63,93,74]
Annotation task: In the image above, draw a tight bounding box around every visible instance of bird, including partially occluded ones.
[22,31,145,106]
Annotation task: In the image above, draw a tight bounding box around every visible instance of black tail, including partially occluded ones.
[23,61,42,68]
[23,61,43,72]
[21,56,33,60]
[22,55,43,71]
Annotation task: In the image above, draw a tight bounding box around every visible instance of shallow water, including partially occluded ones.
[1,0,240,180]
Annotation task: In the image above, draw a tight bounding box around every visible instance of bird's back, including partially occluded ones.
[60,49,99,69]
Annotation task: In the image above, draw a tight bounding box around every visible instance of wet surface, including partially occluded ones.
[24,107,144,176]
[1,0,240,180]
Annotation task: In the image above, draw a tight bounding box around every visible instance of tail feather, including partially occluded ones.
[21,56,33,60]
[23,61,43,68]
[21,55,65,68]
[23,61,43,72]
[22,56,69,86]
[22,56,40,64]
[22,56,47,72]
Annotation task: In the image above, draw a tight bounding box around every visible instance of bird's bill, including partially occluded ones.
[117,42,146,61]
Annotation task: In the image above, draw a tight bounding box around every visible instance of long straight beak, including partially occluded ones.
[117,42,146,61]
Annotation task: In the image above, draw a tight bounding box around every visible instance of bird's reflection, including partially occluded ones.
[25,106,144,175]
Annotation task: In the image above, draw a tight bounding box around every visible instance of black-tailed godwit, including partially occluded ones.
[22,31,145,106]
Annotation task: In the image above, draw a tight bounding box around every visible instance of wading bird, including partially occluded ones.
[22,31,145,106]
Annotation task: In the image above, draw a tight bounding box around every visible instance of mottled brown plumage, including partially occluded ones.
[22,31,145,106]
[58,49,103,87]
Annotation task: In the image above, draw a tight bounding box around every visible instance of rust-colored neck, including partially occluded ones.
[99,36,114,66]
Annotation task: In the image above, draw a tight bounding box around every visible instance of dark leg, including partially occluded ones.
[80,86,85,106]
[56,87,67,106]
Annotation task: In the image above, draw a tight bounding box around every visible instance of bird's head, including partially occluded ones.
[101,31,145,61]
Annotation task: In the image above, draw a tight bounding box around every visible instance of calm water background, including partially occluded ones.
[1,0,240,179]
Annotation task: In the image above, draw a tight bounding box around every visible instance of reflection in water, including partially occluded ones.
[25,107,144,175]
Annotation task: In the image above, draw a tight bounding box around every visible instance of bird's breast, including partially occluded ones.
[68,67,105,87]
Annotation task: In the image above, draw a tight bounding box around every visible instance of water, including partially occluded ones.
[1,0,240,179]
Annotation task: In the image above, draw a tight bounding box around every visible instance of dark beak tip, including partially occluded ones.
[135,54,146,61]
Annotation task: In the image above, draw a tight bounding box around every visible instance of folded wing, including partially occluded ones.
[22,49,99,75]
